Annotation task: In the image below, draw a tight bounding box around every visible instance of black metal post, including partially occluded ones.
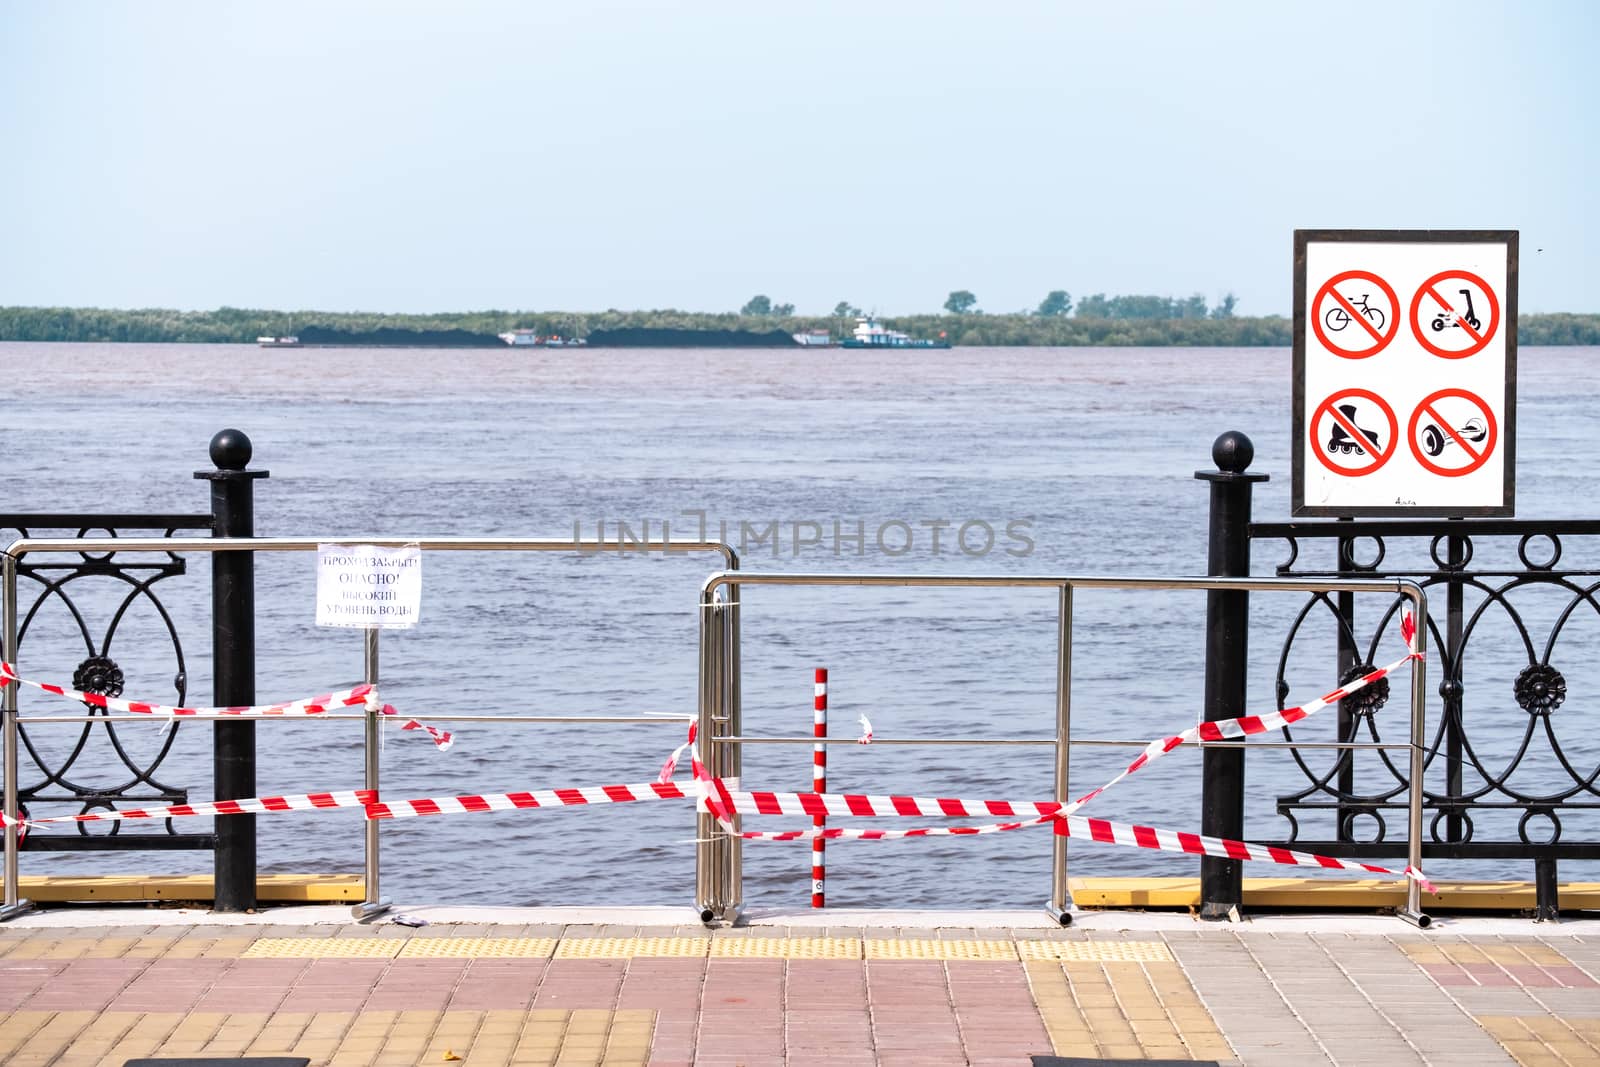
[1335,523,1356,840]
[195,429,268,912]
[1196,431,1268,920]
[1445,530,1466,843]
[1534,857,1560,922]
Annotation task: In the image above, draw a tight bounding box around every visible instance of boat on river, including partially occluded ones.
[793,328,834,347]
[498,329,587,347]
[840,316,950,349]
[256,335,300,347]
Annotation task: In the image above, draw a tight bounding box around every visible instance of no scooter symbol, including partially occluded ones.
[1408,270,1500,359]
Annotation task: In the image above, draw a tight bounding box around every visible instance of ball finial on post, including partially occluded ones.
[208,429,254,471]
[1211,430,1255,474]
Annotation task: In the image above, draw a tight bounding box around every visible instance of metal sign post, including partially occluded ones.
[1293,230,1518,517]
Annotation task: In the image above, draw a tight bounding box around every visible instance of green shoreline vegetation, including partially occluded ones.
[2,303,1597,346]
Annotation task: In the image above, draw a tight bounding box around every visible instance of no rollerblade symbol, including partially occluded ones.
[1312,388,1398,476]
[1311,270,1400,359]
[1407,388,1498,477]
[1409,269,1500,359]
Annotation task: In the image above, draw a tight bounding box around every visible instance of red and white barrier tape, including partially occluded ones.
[657,721,697,784]
[0,662,452,750]
[1052,814,1435,893]
[0,661,371,717]
[365,781,687,819]
[1066,614,1420,812]
[383,705,454,751]
[0,614,1430,891]
[686,610,1429,885]
[0,790,377,828]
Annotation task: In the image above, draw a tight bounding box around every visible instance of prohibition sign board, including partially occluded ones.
[1409,269,1500,358]
[1407,387,1498,478]
[1311,388,1397,476]
[1293,229,1517,517]
[1310,269,1400,358]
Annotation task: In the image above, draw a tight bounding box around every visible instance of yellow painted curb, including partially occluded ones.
[1068,877,1600,910]
[3,873,365,903]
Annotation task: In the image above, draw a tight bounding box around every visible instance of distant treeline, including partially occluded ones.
[1,305,1597,346]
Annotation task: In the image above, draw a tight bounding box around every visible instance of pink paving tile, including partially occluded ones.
[1543,965,1600,987]
[1503,964,1562,987]
[1461,963,1520,987]
[1419,962,1477,986]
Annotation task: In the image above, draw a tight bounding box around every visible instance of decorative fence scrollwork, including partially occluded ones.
[1252,518,1600,918]
[3,514,213,851]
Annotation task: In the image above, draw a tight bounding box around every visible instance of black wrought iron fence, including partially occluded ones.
[1251,518,1600,919]
[2,513,213,851]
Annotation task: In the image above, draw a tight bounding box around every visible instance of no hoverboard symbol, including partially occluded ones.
[1407,388,1498,477]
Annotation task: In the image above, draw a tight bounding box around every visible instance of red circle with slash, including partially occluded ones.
[1407,387,1498,477]
[1311,388,1398,476]
[1409,269,1500,358]
[1311,270,1400,359]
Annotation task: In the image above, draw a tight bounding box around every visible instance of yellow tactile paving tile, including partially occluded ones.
[710,936,862,959]
[1015,939,1175,962]
[554,936,708,959]
[241,936,403,959]
[864,938,1019,960]
[397,936,558,959]
[1022,956,1233,1063]
[1484,1014,1600,1065]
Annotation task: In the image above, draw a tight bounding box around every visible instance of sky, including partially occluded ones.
[1,1,1595,317]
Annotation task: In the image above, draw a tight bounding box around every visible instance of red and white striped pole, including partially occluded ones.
[812,668,827,908]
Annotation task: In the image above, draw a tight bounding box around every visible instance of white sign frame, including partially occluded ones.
[316,543,423,629]
[1293,229,1518,517]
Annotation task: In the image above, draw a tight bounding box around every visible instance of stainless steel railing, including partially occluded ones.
[2,535,738,922]
[693,572,1430,928]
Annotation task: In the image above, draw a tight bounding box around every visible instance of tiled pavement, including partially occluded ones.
[0,909,1598,1065]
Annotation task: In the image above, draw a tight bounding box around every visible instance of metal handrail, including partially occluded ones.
[693,571,1429,928]
[2,535,738,923]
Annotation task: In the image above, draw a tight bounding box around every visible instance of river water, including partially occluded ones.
[1,342,1596,908]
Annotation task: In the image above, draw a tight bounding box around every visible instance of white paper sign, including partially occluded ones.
[316,544,422,629]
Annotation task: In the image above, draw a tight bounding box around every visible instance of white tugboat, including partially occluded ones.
[840,316,949,349]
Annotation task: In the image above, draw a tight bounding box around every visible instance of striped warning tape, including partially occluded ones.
[0,661,371,717]
[0,790,377,828]
[0,614,1429,889]
[717,611,1418,838]
[1053,814,1435,892]
[365,781,688,819]
[1066,615,1419,813]
[0,663,452,750]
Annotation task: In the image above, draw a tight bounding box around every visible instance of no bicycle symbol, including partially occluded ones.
[1311,270,1400,359]
[1312,389,1398,476]
[1408,269,1500,359]
[1407,387,1498,477]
